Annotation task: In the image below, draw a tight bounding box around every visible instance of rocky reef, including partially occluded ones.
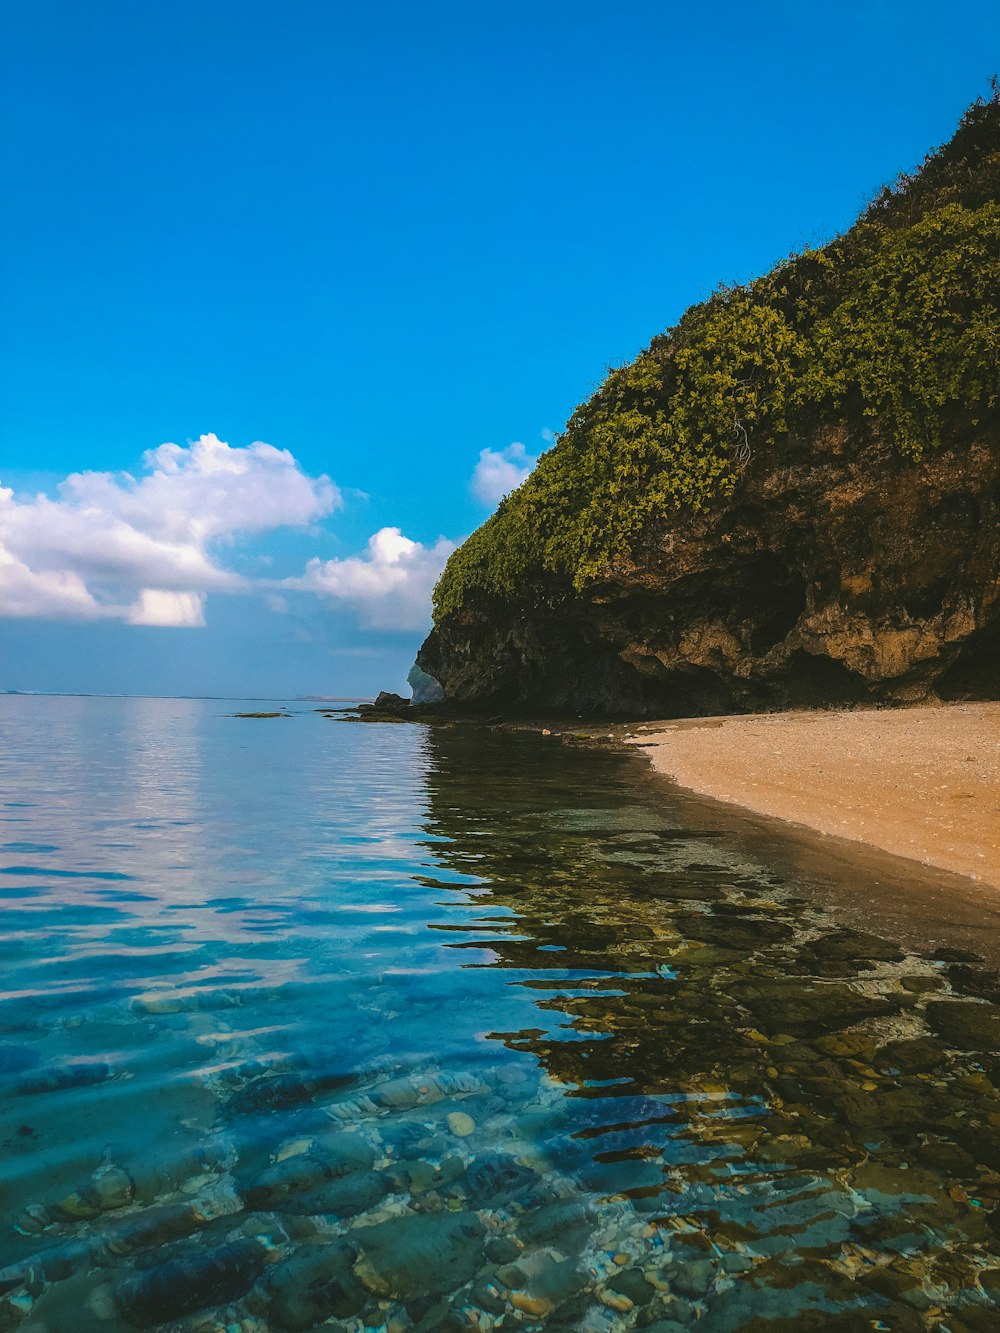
[419,96,1000,717]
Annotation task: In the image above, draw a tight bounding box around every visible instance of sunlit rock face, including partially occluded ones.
[418,428,1000,717]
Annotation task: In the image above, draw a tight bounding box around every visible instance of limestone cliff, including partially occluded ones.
[418,97,1000,716]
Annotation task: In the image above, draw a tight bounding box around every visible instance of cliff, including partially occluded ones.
[418,96,1000,717]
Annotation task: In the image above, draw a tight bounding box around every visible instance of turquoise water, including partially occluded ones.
[1,696,999,1332]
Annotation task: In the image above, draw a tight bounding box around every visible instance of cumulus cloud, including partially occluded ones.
[0,536,109,620]
[0,434,469,636]
[127,590,206,628]
[470,441,539,507]
[0,435,338,625]
[286,527,456,631]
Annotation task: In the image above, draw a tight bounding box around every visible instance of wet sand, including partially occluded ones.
[629,702,1000,891]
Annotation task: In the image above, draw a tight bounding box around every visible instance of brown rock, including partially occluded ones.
[419,433,1000,716]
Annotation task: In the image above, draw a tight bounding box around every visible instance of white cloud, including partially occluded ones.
[286,527,456,631]
[0,435,475,637]
[471,441,539,507]
[0,538,110,620]
[0,435,338,626]
[127,590,206,628]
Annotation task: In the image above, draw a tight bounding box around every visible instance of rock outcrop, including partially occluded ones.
[418,98,1000,717]
[419,428,999,715]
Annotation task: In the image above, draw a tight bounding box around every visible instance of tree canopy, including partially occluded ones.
[434,95,1000,619]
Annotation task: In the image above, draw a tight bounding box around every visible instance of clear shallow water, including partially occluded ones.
[1,697,1000,1333]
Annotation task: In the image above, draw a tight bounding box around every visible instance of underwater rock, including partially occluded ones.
[607,1268,655,1306]
[384,1158,440,1195]
[730,979,901,1036]
[123,1140,238,1209]
[850,1161,942,1201]
[521,1255,590,1312]
[87,1165,134,1211]
[29,1164,137,1228]
[245,1131,374,1208]
[295,1171,387,1218]
[353,1211,486,1299]
[946,966,1000,1003]
[246,1155,330,1206]
[315,1130,376,1175]
[834,1083,944,1135]
[446,1111,475,1137]
[463,1154,537,1207]
[670,1257,717,1299]
[517,1198,594,1251]
[0,1238,92,1296]
[115,1237,268,1325]
[379,1122,451,1158]
[261,1240,364,1329]
[227,1068,356,1117]
[797,928,906,965]
[926,999,1000,1051]
[470,1273,510,1312]
[326,1066,488,1119]
[98,1203,202,1257]
[17,1062,113,1095]
[874,1036,949,1074]
[365,1069,488,1113]
[484,1236,522,1265]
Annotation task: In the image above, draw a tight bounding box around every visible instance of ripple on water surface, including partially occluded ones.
[1,696,1000,1332]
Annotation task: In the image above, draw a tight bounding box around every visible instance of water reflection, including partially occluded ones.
[0,701,997,1332]
[420,725,1000,1331]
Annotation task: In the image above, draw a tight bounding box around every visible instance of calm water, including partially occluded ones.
[1,696,999,1333]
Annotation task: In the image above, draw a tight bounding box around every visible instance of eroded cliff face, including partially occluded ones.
[418,428,1000,717]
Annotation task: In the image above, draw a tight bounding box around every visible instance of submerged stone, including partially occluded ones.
[464,1154,537,1207]
[245,1131,375,1208]
[115,1237,267,1325]
[227,1068,355,1116]
[607,1268,655,1306]
[517,1198,594,1251]
[926,1000,1000,1052]
[353,1211,486,1299]
[99,1203,201,1257]
[730,980,901,1036]
[873,1037,949,1073]
[297,1171,387,1218]
[262,1240,364,1329]
[18,1062,113,1095]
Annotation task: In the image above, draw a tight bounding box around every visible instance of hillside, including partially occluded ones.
[418,95,1000,716]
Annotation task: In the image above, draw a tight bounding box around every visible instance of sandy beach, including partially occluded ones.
[629,702,1000,890]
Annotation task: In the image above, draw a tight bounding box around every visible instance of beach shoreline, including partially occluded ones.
[626,701,1000,892]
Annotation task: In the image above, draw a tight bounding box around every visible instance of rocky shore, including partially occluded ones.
[342,695,1000,896]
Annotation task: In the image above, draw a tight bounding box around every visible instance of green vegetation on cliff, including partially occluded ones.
[434,95,1000,619]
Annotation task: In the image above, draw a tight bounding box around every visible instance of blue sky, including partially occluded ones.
[1,0,997,696]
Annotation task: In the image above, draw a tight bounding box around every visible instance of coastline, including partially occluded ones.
[626,701,1000,891]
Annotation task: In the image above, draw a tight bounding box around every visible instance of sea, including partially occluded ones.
[1,694,999,1332]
